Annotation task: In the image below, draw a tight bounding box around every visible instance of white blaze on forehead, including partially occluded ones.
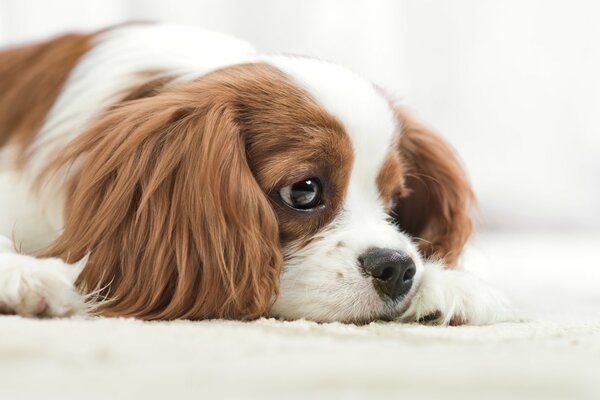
[262,56,397,209]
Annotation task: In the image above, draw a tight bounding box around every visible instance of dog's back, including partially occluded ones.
[0,33,93,152]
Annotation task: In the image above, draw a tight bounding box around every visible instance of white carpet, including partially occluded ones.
[1,232,599,400]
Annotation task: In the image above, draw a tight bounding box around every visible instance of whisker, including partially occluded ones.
[412,236,432,245]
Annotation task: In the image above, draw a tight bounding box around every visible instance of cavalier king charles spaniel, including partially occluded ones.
[0,23,509,324]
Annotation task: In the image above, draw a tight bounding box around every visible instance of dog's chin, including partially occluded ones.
[269,261,425,324]
[269,283,420,325]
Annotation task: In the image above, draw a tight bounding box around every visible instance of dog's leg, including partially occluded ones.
[0,236,86,317]
[399,262,513,326]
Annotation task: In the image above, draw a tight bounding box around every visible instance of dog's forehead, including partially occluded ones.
[264,56,398,202]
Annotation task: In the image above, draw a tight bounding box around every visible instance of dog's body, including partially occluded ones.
[0,23,509,323]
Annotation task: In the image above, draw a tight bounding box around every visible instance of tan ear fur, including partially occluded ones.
[394,109,475,266]
[41,76,282,320]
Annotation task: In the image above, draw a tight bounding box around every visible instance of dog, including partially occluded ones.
[0,23,509,324]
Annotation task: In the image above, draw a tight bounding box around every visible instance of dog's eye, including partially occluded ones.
[279,178,323,210]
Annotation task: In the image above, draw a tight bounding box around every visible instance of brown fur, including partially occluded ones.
[242,95,352,246]
[376,150,408,212]
[0,32,94,156]
[118,72,176,102]
[40,63,351,320]
[1,27,471,319]
[377,109,474,266]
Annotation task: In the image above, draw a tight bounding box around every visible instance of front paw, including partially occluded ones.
[399,263,512,326]
[0,253,86,318]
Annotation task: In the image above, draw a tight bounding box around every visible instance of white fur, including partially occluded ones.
[399,262,513,325]
[0,151,62,253]
[0,24,257,252]
[30,23,256,172]
[0,236,86,317]
[266,57,426,322]
[0,23,510,325]
[253,56,511,325]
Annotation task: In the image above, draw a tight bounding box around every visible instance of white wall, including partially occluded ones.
[1,0,598,231]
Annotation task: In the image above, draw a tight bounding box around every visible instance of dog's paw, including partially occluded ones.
[0,252,86,318]
[399,262,512,326]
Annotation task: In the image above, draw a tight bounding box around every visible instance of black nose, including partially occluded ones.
[358,248,416,301]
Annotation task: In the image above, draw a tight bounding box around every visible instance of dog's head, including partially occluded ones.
[46,57,473,322]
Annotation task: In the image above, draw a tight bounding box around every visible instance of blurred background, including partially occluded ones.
[1,0,598,233]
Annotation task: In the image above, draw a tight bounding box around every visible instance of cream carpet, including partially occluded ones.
[1,232,599,400]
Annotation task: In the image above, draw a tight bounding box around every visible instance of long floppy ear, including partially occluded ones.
[41,79,282,320]
[392,108,475,266]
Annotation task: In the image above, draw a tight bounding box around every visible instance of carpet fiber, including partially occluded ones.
[1,232,599,400]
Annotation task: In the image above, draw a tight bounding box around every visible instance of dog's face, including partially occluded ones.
[244,58,425,322]
[241,57,472,322]
[48,58,473,322]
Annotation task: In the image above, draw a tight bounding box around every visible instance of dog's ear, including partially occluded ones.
[392,108,475,266]
[41,78,282,320]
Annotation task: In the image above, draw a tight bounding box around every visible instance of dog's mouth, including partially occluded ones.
[333,285,421,325]
[371,276,423,323]
[271,258,425,324]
